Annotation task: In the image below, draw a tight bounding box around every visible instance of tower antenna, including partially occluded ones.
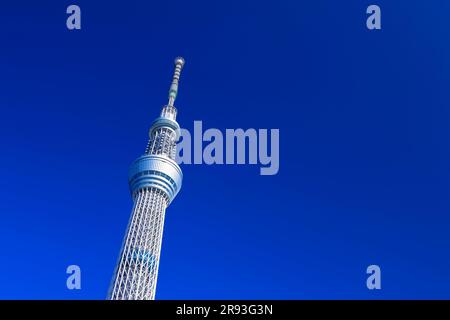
[168,57,185,107]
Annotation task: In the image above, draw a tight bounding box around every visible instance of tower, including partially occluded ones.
[109,57,185,300]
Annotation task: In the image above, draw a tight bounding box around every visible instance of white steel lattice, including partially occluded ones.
[109,188,169,300]
[145,125,177,159]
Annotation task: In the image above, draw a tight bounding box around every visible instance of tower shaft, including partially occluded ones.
[110,188,168,300]
[109,58,185,300]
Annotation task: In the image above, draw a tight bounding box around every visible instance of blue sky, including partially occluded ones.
[0,1,449,299]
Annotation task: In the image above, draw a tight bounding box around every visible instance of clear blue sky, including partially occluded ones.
[0,1,449,299]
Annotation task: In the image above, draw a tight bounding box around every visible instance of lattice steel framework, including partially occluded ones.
[109,58,185,300]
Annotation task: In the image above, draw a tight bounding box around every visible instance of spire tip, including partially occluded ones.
[174,57,185,68]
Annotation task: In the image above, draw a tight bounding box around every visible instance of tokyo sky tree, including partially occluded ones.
[109,57,185,300]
